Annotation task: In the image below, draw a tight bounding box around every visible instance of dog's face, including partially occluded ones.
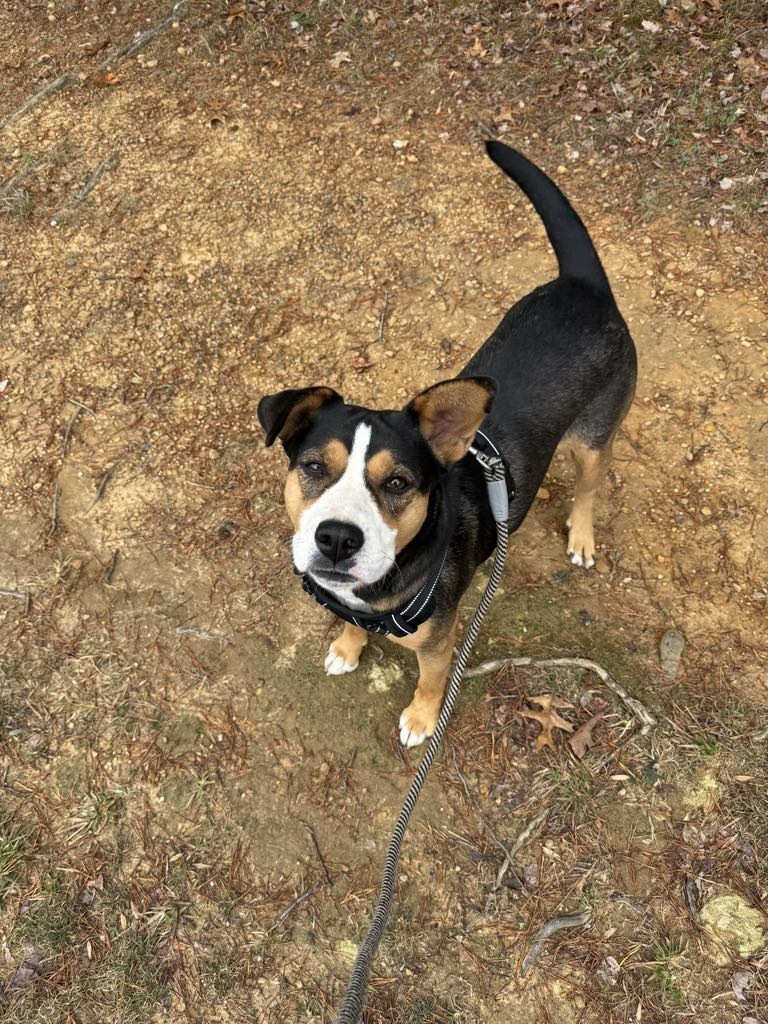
[259,378,495,606]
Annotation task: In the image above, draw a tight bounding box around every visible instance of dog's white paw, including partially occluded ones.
[567,547,595,569]
[398,701,439,748]
[324,646,359,676]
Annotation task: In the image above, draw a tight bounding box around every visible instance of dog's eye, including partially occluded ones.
[301,460,325,477]
[384,475,410,493]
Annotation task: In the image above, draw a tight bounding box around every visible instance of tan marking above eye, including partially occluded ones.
[365,449,428,552]
[321,439,349,477]
[365,449,396,487]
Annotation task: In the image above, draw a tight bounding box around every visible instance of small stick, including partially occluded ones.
[73,154,118,204]
[305,824,333,888]
[0,74,79,132]
[0,159,45,199]
[48,483,61,538]
[0,588,31,614]
[104,549,119,584]
[67,398,95,414]
[175,625,232,646]
[268,886,319,934]
[100,0,190,69]
[377,290,389,344]
[61,406,83,456]
[494,808,549,891]
[465,656,658,735]
[86,464,116,512]
[520,911,591,977]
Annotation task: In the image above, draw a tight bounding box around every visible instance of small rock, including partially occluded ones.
[368,663,404,693]
[699,895,767,964]
[695,288,704,298]
[392,139,409,150]
[594,554,611,574]
[536,486,550,501]
[700,505,713,517]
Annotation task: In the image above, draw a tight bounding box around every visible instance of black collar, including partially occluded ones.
[299,427,512,639]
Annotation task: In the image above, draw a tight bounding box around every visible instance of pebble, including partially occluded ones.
[536,486,550,501]
[594,554,611,574]
[700,506,713,517]
[695,288,704,298]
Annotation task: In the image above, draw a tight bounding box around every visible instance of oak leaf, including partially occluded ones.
[519,694,573,750]
[568,711,606,758]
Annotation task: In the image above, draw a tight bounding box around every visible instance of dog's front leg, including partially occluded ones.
[325,621,368,675]
[391,614,458,748]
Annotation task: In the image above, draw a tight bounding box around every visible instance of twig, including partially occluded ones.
[67,398,95,414]
[100,0,190,69]
[520,911,591,977]
[0,74,79,132]
[175,625,232,646]
[104,549,119,584]
[305,824,333,888]
[61,405,83,456]
[48,483,61,538]
[377,290,389,344]
[86,464,117,512]
[73,154,118,204]
[493,808,550,891]
[465,656,658,735]
[0,588,31,614]
[0,159,45,199]
[268,886,319,934]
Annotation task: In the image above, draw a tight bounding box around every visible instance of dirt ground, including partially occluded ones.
[1,2,767,1022]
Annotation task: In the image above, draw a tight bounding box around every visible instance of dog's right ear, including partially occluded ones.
[258,386,342,448]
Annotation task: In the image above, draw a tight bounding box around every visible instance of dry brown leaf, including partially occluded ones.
[568,711,606,758]
[519,694,573,750]
[93,71,119,87]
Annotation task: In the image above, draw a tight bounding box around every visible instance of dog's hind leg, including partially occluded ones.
[565,436,613,568]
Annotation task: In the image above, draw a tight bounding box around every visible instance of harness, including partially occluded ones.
[300,426,513,638]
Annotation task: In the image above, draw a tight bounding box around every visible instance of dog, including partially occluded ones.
[258,141,637,748]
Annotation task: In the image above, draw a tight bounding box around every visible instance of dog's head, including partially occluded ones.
[258,377,495,606]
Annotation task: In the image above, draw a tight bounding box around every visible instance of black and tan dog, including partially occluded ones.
[258,141,636,748]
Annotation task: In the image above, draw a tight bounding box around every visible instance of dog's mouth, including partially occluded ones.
[311,567,356,584]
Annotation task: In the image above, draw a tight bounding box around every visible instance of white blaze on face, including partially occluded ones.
[292,422,397,608]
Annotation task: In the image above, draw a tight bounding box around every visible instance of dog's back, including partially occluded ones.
[462,142,637,523]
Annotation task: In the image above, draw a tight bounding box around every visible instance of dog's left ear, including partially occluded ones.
[406,376,496,465]
[258,386,342,448]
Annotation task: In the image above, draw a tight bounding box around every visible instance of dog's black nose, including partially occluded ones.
[315,520,364,565]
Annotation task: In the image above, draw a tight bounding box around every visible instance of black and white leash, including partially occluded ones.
[333,452,510,1023]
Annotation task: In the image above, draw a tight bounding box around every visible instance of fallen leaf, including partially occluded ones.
[93,71,119,87]
[330,50,352,68]
[519,694,573,750]
[641,19,662,32]
[596,955,621,986]
[731,969,753,1004]
[568,711,606,758]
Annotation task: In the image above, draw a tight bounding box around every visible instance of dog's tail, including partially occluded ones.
[485,140,611,295]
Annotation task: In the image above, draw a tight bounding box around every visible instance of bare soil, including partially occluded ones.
[1,3,766,1023]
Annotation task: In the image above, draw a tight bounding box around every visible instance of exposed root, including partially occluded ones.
[99,0,190,69]
[520,911,591,978]
[0,75,79,133]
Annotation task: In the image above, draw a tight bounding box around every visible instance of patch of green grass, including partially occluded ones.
[691,734,720,757]
[650,938,685,1002]
[405,998,460,1024]
[0,185,32,217]
[0,826,30,904]
[16,873,80,954]
[548,762,596,821]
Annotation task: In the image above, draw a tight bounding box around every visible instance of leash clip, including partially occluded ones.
[470,447,509,524]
